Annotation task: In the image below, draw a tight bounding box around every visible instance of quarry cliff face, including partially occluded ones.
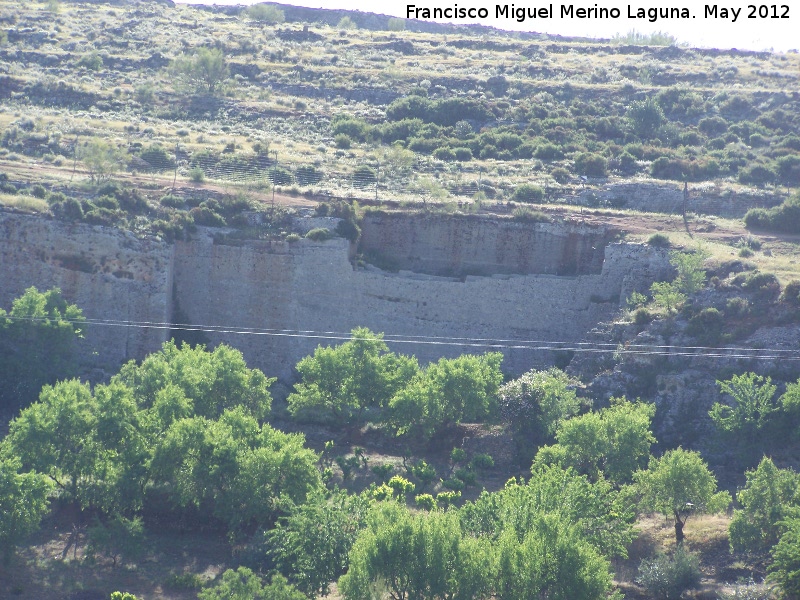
[0,210,671,380]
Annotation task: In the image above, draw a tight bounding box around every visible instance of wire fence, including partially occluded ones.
[59,136,573,205]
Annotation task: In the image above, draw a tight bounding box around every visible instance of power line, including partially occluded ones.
[5,315,799,361]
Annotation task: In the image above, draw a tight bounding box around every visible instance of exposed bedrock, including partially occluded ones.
[0,210,671,381]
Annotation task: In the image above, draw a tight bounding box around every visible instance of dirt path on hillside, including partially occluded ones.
[0,159,317,209]
[5,158,800,248]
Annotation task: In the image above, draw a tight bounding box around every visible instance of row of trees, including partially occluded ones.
[288,327,503,439]
[0,339,322,562]
[6,288,800,596]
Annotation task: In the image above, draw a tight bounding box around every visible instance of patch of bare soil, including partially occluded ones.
[0,504,231,600]
[614,513,767,600]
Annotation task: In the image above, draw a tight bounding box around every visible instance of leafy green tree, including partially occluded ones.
[534,398,655,485]
[628,97,665,139]
[266,490,370,597]
[769,516,800,598]
[670,248,708,295]
[0,286,84,412]
[339,502,493,600]
[385,353,503,439]
[5,379,128,511]
[86,514,145,568]
[710,373,778,448]
[80,138,126,182]
[288,328,418,425]
[634,448,731,545]
[497,368,581,461]
[246,4,285,23]
[495,514,618,600]
[730,457,800,555]
[150,408,321,531]
[461,465,635,559]
[649,281,686,314]
[114,340,274,422]
[172,47,229,94]
[0,456,53,564]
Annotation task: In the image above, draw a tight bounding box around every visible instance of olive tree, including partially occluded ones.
[634,448,731,545]
[171,47,229,94]
[0,456,53,564]
[0,286,85,412]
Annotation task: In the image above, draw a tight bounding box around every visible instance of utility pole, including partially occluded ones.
[172,143,179,191]
[271,150,278,208]
[70,136,79,182]
[683,181,688,218]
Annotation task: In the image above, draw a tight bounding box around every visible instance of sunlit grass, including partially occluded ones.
[0,193,48,212]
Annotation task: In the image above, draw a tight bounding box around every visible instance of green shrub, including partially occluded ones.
[189,206,226,227]
[77,52,103,71]
[334,134,351,149]
[371,463,394,481]
[442,477,465,491]
[550,167,571,183]
[511,183,544,203]
[534,143,564,161]
[739,164,776,187]
[436,490,461,507]
[686,307,724,345]
[160,194,185,208]
[164,573,204,590]
[780,281,800,306]
[285,233,301,243]
[450,448,467,463]
[453,468,476,486]
[628,97,665,139]
[387,17,406,31]
[699,116,729,137]
[433,147,456,161]
[415,493,437,510]
[647,233,671,247]
[726,297,751,316]
[305,227,331,241]
[452,147,473,161]
[470,453,494,470]
[745,195,800,234]
[189,167,205,183]
[574,152,607,177]
[636,547,701,600]
[51,197,84,221]
[633,307,652,326]
[246,4,285,23]
[512,206,551,222]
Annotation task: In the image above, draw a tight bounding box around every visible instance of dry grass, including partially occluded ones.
[0,193,48,212]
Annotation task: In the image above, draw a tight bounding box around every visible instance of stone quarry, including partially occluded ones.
[0,209,672,380]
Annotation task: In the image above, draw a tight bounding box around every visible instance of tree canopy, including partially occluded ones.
[288,328,417,425]
[634,448,731,545]
[0,287,85,412]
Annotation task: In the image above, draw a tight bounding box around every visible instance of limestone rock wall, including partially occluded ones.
[0,211,172,372]
[1,210,671,382]
[357,213,616,277]
[173,225,670,379]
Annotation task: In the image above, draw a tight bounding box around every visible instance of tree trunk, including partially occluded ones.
[674,512,685,546]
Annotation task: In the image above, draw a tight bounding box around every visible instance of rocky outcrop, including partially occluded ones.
[0,209,671,381]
